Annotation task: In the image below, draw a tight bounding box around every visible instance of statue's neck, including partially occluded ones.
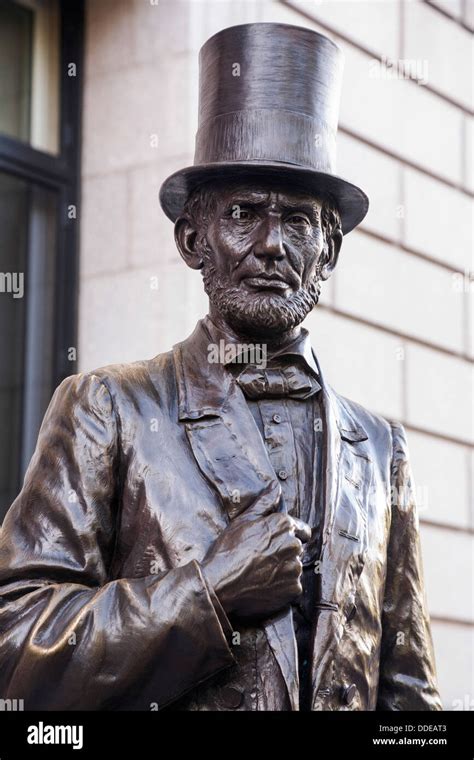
[207,306,301,353]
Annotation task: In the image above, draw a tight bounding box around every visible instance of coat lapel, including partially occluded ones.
[183,382,283,522]
[173,320,282,520]
[311,382,373,706]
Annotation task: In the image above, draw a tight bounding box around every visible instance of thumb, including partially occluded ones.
[289,516,312,544]
[235,480,282,523]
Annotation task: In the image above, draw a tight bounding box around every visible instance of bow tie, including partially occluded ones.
[235,363,321,400]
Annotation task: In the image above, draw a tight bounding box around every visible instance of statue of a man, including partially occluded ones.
[0,23,441,711]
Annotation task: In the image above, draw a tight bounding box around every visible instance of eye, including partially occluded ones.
[231,207,255,222]
[285,214,311,227]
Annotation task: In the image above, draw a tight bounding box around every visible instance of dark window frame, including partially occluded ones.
[0,0,84,388]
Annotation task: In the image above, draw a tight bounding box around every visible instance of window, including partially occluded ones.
[0,0,60,153]
[0,0,83,521]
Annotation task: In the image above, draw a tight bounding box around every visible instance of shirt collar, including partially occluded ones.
[203,314,319,377]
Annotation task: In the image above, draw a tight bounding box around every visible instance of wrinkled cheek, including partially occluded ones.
[203,236,234,278]
[298,245,322,285]
[218,234,254,273]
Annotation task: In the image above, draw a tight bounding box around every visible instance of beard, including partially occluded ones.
[200,246,322,336]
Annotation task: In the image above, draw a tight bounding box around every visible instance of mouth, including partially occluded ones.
[243,275,291,291]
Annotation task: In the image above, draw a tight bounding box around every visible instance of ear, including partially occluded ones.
[174,216,203,270]
[320,226,343,281]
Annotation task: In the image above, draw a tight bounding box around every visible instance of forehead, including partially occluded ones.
[208,179,323,209]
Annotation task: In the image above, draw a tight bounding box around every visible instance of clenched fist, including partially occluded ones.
[201,509,311,621]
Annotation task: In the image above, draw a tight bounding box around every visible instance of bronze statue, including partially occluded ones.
[0,23,441,711]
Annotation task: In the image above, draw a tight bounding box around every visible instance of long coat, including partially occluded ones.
[0,318,442,711]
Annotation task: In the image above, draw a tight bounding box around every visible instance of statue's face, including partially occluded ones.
[206,184,324,292]
[178,179,342,336]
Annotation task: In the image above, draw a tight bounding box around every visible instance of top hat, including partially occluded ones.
[159,22,368,234]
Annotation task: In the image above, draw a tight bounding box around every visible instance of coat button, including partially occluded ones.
[221,686,244,709]
[341,683,357,706]
[278,469,288,480]
[272,413,282,423]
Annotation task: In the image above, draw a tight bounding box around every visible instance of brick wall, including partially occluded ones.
[80,0,473,708]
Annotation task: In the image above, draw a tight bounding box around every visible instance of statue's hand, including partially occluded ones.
[201,509,311,621]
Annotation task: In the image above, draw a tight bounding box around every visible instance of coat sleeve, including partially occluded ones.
[0,373,235,710]
[376,421,442,710]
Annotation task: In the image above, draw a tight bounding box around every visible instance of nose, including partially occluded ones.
[253,214,285,260]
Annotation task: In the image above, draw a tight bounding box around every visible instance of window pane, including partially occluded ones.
[0,0,60,154]
[0,0,32,144]
[0,172,57,520]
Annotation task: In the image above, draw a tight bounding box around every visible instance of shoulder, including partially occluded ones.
[332,390,392,440]
[56,351,174,399]
[90,358,154,393]
[330,388,409,461]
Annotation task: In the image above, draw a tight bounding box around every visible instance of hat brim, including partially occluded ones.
[159,161,368,235]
